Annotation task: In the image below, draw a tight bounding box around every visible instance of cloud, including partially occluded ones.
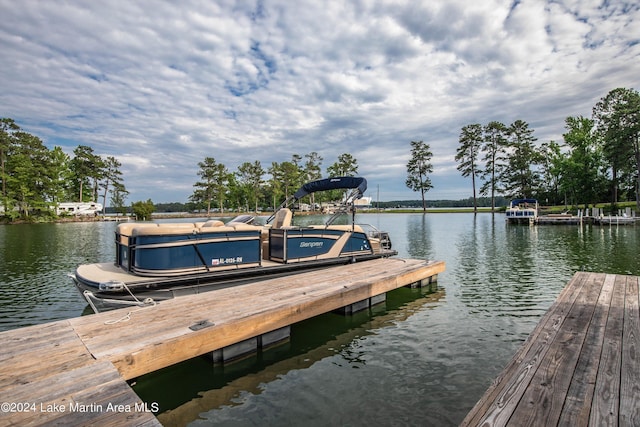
[0,0,638,203]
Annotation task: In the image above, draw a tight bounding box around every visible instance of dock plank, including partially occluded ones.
[0,321,95,390]
[71,258,445,380]
[0,360,159,427]
[462,271,640,427]
[0,321,84,359]
[460,272,589,427]
[507,272,604,426]
[590,274,625,426]
[0,257,443,426]
[620,275,640,426]
[556,274,615,426]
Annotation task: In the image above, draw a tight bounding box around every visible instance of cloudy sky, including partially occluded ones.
[1,1,638,203]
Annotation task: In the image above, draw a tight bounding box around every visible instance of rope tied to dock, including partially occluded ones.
[104,298,157,324]
[81,281,159,324]
[103,282,158,324]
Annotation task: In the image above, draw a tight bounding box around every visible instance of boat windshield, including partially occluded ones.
[227,214,256,224]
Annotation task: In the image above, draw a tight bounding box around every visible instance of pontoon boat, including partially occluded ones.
[71,177,395,312]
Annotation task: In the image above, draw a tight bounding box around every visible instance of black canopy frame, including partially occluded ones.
[266,177,367,227]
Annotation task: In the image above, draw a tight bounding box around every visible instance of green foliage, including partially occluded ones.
[593,87,640,210]
[268,160,301,201]
[100,156,124,211]
[235,160,265,212]
[405,140,433,212]
[303,152,323,182]
[0,118,127,221]
[538,141,564,205]
[558,116,607,208]
[70,145,101,203]
[502,119,542,199]
[327,153,358,177]
[48,146,71,204]
[324,153,358,202]
[131,199,155,221]
[301,152,323,208]
[110,182,129,216]
[455,123,483,211]
[480,121,509,210]
[6,131,53,217]
[1,118,19,211]
[455,87,640,211]
[191,157,231,215]
[186,152,353,213]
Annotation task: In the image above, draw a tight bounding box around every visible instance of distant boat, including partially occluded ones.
[505,199,538,224]
[56,202,103,216]
[70,177,396,313]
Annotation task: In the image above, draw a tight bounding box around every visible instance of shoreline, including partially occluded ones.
[4,203,636,224]
[1,208,499,225]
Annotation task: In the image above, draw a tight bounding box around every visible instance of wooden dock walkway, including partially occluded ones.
[461,271,640,426]
[0,258,444,426]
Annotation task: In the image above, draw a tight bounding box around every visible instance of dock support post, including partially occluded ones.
[406,274,438,290]
[335,293,387,315]
[210,326,291,364]
[335,273,441,316]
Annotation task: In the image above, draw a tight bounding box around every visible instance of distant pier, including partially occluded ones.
[509,206,638,226]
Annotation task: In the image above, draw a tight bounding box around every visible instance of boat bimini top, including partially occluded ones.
[267,176,367,226]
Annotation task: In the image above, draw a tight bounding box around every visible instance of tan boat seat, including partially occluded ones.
[117,223,158,236]
[226,222,261,231]
[272,208,292,229]
[157,223,199,228]
[199,220,225,228]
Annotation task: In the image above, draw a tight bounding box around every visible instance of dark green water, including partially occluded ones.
[1,214,638,426]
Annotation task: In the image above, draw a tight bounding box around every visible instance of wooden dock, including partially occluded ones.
[535,214,584,225]
[461,271,640,426]
[0,258,444,426]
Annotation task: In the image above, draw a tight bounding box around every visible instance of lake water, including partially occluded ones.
[1,214,639,426]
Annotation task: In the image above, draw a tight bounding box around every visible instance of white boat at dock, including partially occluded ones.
[505,198,538,224]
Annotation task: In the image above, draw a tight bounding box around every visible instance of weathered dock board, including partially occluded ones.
[0,321,160,426]
[461,271,640,426]
[0,257,444,426]
[72,258,444,380]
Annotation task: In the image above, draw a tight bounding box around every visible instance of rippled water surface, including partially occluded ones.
[1,214,639,426]
[0,222,116,330]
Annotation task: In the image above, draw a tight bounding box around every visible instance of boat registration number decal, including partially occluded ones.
[212,256,243,265]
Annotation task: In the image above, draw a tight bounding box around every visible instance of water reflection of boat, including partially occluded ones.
[70,177,396,313]
[505,199,538,224]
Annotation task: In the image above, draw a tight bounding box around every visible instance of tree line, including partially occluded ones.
[189,152,359,215]
[0,115,361,220]
[4,87,637,220]
[454,87,640,212]
[0,118,127,220]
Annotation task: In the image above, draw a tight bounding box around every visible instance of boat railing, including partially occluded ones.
[358,223,393,250]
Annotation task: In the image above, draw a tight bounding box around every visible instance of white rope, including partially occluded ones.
[104,298,157,325]
[97,282,158,324]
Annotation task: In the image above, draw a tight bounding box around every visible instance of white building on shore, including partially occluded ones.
[56,202,103,216]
